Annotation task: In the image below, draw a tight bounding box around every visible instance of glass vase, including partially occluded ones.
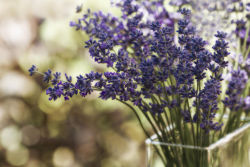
[145,122,250,167]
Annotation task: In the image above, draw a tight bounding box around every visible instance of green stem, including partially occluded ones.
[242,22,249,59]
[185,98,196,145]
[117,99,167,166]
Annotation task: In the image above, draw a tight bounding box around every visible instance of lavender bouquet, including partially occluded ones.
[29,0,250,166]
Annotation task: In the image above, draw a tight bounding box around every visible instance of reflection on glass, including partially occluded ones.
[146,123,250,167]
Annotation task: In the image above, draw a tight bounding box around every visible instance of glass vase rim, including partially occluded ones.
[145,118,250,151]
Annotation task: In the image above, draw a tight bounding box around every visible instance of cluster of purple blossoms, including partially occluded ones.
[29,0,234,136]
[226,2,250,114]
[231,19,250,78]
[223,70,249,111]
[233,19,250,48]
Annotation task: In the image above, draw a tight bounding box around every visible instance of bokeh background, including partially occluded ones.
[0,0,146,166]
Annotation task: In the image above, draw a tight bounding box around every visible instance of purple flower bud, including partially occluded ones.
[43,69,52,83]
[28,65,37,76]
